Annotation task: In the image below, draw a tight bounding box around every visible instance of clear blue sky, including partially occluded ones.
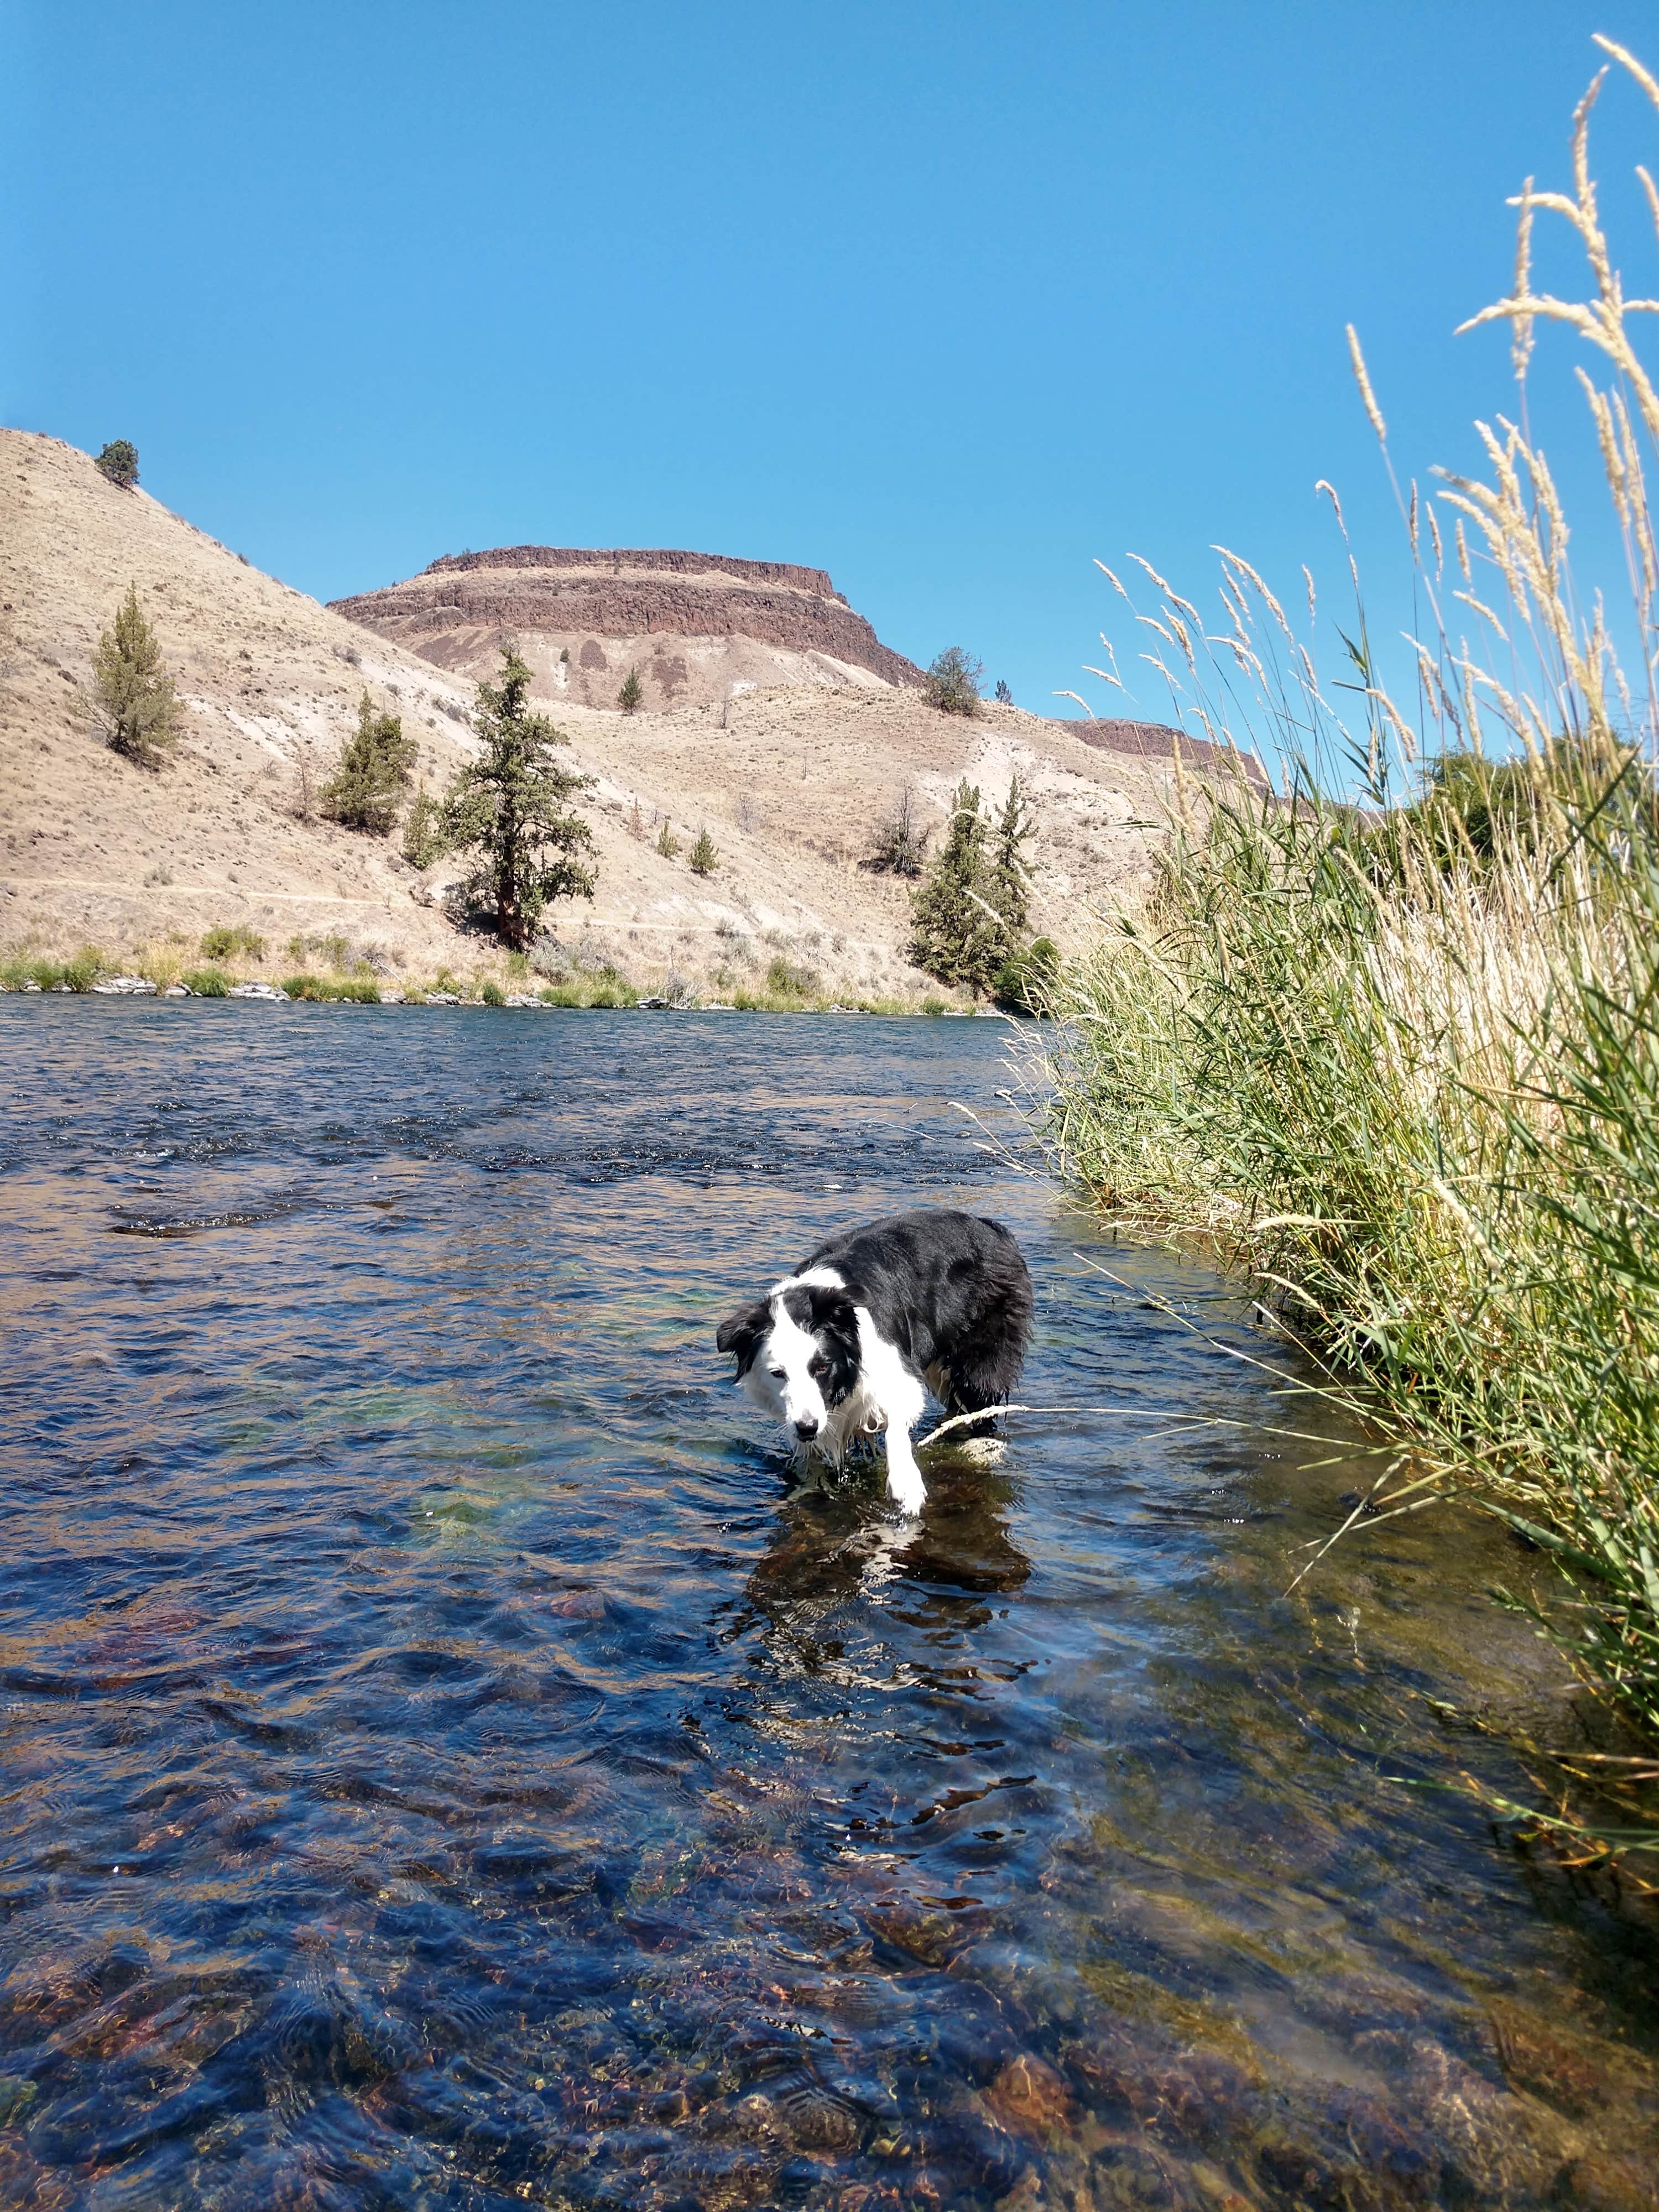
[7,2,1658,750]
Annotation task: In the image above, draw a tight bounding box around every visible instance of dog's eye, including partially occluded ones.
[808,1357,829,1379]
[768,1366,786,1380]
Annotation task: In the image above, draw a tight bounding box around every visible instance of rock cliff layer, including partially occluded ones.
[330,545,922,709]
[1070,717,1270,792]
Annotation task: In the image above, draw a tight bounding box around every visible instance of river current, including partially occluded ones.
[1,1003,1654,2211]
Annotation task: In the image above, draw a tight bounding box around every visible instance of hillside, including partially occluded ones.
[0,431,1241,1001]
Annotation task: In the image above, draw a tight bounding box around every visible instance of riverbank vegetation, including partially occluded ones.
[1037,42,1659,1858]
[0,936,978,1015]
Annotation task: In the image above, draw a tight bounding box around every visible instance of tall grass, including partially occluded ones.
[1038,40,1659,1856]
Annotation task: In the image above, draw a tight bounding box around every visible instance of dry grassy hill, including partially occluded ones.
[0,430,1232,1001]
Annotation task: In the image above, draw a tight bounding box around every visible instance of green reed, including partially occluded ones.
[1036,40,1659,1857]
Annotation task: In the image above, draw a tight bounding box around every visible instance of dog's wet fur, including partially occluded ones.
[716,1208,1034,1513]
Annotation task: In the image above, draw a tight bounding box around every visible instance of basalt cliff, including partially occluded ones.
[329,544,922,711]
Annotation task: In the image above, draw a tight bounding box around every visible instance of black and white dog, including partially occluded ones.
[716,1209,1033,1514]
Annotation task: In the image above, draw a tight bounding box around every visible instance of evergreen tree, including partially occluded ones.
[655,819,681,859]
[617,666,645,712]
[323,693,419,833]
[994,677,1013,704]
[401,781,448,868]
[440,647,596,948]
[908,780,1002,990]
[95,440,139,489]
[688,826,718,875]
[923,646,983,717]
[92,583,179,766]
[986,771,1035,954]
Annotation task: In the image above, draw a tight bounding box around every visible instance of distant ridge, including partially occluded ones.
[331,544,921,708]
[1066,716,1269,791]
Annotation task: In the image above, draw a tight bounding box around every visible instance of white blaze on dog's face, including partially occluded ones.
[743,1295,832,1439]
[716,1272,862,1448]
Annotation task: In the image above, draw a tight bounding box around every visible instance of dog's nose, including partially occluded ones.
[794,1417,820,1440]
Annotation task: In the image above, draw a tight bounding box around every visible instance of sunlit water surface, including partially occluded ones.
[1,1004,1655,2212]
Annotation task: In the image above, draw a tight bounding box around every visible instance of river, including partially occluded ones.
[1,1003,1654,2210]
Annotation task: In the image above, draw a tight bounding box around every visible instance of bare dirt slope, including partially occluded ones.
[1,430,1222,997]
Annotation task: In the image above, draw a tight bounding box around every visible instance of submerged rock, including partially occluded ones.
[985,2054,1075,2140]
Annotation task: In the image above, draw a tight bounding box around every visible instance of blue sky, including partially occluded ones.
[7,1,1659,757]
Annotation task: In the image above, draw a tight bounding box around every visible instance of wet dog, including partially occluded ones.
[715,1209,1033,1513]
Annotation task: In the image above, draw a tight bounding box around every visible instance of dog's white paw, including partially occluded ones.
[886,1465,927,1517]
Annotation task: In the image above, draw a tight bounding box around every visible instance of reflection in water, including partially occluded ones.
[0,1001,1656,2211]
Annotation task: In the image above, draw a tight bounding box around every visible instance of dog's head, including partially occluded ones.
[716,1282,861,1443]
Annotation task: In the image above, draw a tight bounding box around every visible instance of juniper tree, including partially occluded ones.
[92,583,179,766]
[323,693,419,833]
[994,677,1013,704]
[617,666,644,712]
[440,647,596,948]
[95,440,139,489]
[986,770,1035,953]
[401,781,448,868]
[689,826,718,875]
[923,646,983,717]
[908,780,1002,990]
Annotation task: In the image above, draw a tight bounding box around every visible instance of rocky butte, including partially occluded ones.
[329,545,924,711]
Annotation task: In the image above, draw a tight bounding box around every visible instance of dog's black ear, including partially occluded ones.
[806,1286,862,1402]
[716,1299,770,1375]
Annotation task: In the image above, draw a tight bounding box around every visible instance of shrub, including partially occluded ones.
[285,930,352,970]
[181,967,230,997]
[439,647,596,949]
[281,974,380,1002]
[93,584,179,767]
[923,646,983,716]
[688,827,718,876]
[94,440,139,489]
[481,979,506,1005]
[920,996,948,1016]
[291,752,319,822]
[2,950,105,992]
[765,955,819,1000]
[994,935,1059,1013]
[867,787,929,877]
[323,693,419,834]
[200,923,265,962]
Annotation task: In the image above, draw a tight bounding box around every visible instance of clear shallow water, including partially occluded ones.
[1,1002,1655,2212]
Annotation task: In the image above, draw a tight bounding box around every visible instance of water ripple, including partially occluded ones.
[1,1002,1656,2210]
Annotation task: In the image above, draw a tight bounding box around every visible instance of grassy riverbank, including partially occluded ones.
[1040,45,1659,1858]
[0,943,970,1015]
[0,943,971,1014]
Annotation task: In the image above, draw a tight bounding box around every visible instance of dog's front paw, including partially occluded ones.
[886,1465,927,1517]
